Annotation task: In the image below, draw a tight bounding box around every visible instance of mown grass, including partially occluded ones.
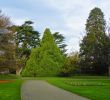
[0,74,21,80]
[0,75,110,100]
[43,76,110,100]
[0,74,22,100]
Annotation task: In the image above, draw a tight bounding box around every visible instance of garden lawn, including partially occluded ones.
[0,75,22,100]
[42,76,110,100]
[0,74,21,80]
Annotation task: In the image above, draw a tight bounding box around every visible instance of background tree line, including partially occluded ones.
[59,7,110,76]
[0,11,67,75]
[0,7,110,76]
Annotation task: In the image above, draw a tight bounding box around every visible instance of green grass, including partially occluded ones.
[0,74,21,80]
[42,76,110,100]
[0,74,22,100]
[70,75,110,79]
[0,80,22,100]
[0,75,110,100]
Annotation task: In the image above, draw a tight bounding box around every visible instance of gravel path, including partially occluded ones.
[21,80,89,100]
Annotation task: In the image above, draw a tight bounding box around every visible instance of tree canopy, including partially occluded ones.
[22,28,66,76]
[53,32,67,55]
[0,11,16,73]
[15,21,40,60]
[79,7,110,75]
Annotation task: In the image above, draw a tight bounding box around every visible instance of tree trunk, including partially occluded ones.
[16,67,23,76]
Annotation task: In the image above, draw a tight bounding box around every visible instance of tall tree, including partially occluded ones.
[22,28,66,76]
[79,7,110,75]
[53,32,67,55]
[13,21,40,74]
[0,11,16,73]
[15,21,40,60]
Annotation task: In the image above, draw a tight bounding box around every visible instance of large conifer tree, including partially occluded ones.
[80,7,110,74]
[22,28,65,76]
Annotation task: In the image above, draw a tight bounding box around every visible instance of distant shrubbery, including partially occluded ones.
[59,52,80,76]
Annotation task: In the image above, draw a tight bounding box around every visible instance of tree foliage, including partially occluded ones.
[15,21,40,59]
[12,21,40,72]
[79,7,110,75]
[53,32,67,55]
[60,52,79,76]
[0,11,16,73]
[22,28,66,76]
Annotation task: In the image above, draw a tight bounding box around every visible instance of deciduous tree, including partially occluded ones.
[0,11,16,73]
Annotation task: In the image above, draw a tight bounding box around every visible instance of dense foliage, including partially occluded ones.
[0,11,16,74]
[60,52,79,76]
[15,21,40,60]
[12,21,40,75]
[79,7,110,75]
[53,32,67,55]
[1,7,110,76]
[22,28,66,76]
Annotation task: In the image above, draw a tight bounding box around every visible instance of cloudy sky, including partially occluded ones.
[1,0,110,53]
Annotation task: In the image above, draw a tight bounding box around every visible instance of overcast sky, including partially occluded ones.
[1,0,110,53]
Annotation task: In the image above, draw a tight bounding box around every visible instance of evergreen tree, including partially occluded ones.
[79,7,110,75]
[11,21,40,75]
[15,21,40,60]
[53,32,67,55]
[22,28,66,76]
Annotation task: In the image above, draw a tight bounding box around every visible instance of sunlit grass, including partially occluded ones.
[0,75,22,100]
[45,76,110,100]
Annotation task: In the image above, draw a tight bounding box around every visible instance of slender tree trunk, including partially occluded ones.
[16,67,23,76]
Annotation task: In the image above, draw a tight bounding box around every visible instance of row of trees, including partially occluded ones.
[23,7,110,76]
[0,11,67,75]
[1,7,110,76]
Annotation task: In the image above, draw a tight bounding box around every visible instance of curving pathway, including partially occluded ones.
[21,80,89,100]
